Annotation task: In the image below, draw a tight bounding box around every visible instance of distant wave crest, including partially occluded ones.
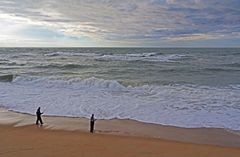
[43,51,187,62]
[35,63,91,69]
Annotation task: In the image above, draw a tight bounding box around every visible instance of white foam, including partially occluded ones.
[43,51,186,62]
[97,53,186,62]
[44,52,101,57]
[0,76,240,130]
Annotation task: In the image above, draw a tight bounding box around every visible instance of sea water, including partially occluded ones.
[0,48,240,130]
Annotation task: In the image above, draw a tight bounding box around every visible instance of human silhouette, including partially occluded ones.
[90,114,96,133]
[36,107,43,125]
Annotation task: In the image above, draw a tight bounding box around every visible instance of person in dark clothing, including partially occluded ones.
[90,114,96,133]
[36,107,43,125]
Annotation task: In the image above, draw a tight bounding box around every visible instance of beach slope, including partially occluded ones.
[1,124,240,157]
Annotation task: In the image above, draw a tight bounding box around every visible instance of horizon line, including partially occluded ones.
[0,46,239,49]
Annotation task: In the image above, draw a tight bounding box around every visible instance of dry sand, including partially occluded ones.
[1,108,240,157]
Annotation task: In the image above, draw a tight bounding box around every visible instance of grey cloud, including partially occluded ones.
[0,0,239,44]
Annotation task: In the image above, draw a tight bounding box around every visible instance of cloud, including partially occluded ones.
[168,33,221,41]
[0,0,239,46]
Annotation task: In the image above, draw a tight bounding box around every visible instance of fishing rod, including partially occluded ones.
[42,107,47,114]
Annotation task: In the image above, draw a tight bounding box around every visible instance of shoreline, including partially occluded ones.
[1,108,240,148]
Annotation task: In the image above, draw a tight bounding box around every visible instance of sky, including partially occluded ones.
[0,0,239,47]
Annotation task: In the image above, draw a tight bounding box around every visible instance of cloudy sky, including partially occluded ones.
[0,0,239,47]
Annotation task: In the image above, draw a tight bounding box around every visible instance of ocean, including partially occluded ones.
[0,48,240,130]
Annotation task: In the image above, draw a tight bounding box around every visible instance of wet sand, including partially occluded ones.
[0,108,240,157]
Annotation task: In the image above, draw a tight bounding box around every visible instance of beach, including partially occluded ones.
[0,0,239,155]
[1,109,240,157]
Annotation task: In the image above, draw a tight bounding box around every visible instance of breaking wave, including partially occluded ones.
[0,76,240,130]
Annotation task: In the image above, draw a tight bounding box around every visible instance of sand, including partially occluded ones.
[1,108,240,157]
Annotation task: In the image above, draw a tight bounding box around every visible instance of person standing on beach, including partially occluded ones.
[90,114,96,133]
[36,107,43,125]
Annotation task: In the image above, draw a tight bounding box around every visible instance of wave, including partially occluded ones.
[0,59,26,66]
[126,52,158,57]
[62,64,91,69]
[96,53,187,62]
[44,52,101,57]
[203,68,240,72]
[1,76,240,130]
[12,76,125,91]
[0,74,14,82]
[223,63,240,68]
[4,62,25,66]
[43,51,187,62]
[35,63,91,69]
[0,59,9,61]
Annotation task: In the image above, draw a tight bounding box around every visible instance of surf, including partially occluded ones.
[0,76,240,130]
